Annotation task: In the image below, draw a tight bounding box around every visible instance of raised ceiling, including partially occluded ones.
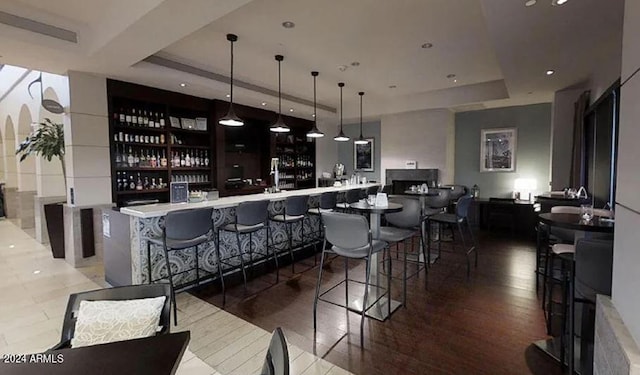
[0,0,625,121]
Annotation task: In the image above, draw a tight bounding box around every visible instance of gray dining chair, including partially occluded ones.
[261,327,290,375]
[271,195,310,274]
[336,189,361,213]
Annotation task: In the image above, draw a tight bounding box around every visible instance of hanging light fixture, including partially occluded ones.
[219,34,244,127]
[269,55,290,133]
[354,92,368,145]
[306,71,324,138]
[334,82,349,142]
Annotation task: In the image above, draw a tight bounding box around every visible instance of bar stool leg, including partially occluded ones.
[249,232,254,279]
[313,241,327,333]
[235,232,248,294]
[266,225,279,283]
[215,229,226,306]
[162,245,178,326]
[345,258,349,308]
[287,221,295,274]
[361,257,371,348]
[420,223,429,289]
[403,239,408,307]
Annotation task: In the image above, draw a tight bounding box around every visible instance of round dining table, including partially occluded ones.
[349,201,403,321]
[535,212,614,375]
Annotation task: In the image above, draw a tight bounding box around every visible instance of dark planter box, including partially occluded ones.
[44,202,65,258]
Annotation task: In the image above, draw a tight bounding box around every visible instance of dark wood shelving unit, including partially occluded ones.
[116,189,169,195]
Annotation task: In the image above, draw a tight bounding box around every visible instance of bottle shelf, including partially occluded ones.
[116,188,169,195]
[113,125,166,133]
[114,142,166,148]
[171,167,211,171]
[169,144,210,150]
[115,167,169,171]
[169,127,208,134]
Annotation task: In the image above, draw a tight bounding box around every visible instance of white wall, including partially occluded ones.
[314,117,338,184]
[380,109,455,185]
[549,87,585,190]
[611,0,640,347]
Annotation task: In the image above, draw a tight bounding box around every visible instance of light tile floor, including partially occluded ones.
[0,219,352,375]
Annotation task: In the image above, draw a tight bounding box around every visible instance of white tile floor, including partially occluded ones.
[0,219,352,375]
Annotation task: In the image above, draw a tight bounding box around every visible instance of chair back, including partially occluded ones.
[165,208,213,241]
[593,208,614,218]
[551,206,581,214]
[575,238,613,302]
[319,192,338,210]
[456,195,474,219]
[381,185,392,195]
[322,212,369,249]
[366,185,380,196]
[345,189,361,204]
[447,185,468,201]
[236,200,269,226]
[261,327,290,375]
[425,188,451,209]
[386,197,421,228]
[59,284,172,346]
[285,195,309,216]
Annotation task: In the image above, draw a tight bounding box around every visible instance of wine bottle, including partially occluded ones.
[143,176,150,189]
[119,108,125,125]
[204,151,209,167]
[159,113,165,128]
[136,173,143,190]
[129,175,136,190]
[115,144,122,165]
[143,110,149,127]
[150,150,157,168]
[194,151,200,167]
[160,150,167,167]
[137,110,144,126]
[127,147,134,167]
[180,152,186,167]
[185,151,191,167]
[125,108,132,126]
[134,151,140,167]
[132,109,138,126]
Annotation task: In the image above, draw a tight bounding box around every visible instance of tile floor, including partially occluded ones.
[0,219,352,375]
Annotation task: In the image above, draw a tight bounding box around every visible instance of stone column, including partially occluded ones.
[63,71,112,267]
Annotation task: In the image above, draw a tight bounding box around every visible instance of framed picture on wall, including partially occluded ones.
[480,128,516,172]
[354,138,375,172]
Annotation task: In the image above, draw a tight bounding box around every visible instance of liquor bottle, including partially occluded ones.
[127,147,134,167]
[139,151,146,168]
[113,132,118,142]
[129,174,136,190]
[151,178,157,189]
[134,134,140,143]
[119,108,125,125]
[143,176,150,189]
[115,144,122,165]
[180,152,186,167]
[150,150,157,168]
[160,150,167,168]
[160,134,165,144]
[134,151,140,167]
[159,113,165,128]
[136,173,143,190]
[204,151,209,167]
[125,108,132,126]
[194,151,200,167]
[148,112,155,128]
[137,109,144,126]
[118,131,124,142]
[185,151,191,167]
[131,109,138,126]
[159,177,164,188]
[143,110,149,127]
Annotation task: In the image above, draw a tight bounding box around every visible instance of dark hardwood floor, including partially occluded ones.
[192,231,563,375]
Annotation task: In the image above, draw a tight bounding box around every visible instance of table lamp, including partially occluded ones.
[514,178,537,201]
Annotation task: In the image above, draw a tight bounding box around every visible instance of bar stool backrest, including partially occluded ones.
[345,189,361,204]
[322,212,369,250]
[594,208,615,218]
[386,197,421,228]
[456,195,473,219]
[165,208,213,241]
[236,200,269,226]
[285,195,309,216]
[425,188,451,209]
[319,192,338,210]
[574,238,613,302]
[366,185,380,196]
[448,185,468,201]
[551,206,581,214]
[261,327,290,375]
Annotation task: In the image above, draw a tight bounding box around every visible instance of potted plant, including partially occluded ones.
[16,118,66,258]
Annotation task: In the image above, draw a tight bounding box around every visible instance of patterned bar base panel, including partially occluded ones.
[130,197,325,285]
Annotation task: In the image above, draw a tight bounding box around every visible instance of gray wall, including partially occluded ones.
[336,121,382,182]
[454,104,552,198]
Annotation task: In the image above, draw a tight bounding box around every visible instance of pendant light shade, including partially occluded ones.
[270,55,290,133]
[219,34,244,127]
[354,91,368,145]
[306,71,324,138]
[334,82,349,142]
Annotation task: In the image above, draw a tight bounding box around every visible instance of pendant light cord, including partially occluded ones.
[278,59,282,115]
[359,93,363,135]
[340,84,343,131]
[229,39,234,103]
[313,75,317,124]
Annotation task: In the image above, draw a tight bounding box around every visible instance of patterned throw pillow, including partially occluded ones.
[71,296,166,348]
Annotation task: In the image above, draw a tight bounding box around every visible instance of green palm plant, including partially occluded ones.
[15,118,66,188]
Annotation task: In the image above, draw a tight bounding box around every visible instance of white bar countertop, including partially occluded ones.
[120,183,380,218]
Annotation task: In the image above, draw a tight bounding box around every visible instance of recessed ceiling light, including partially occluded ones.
[351,61,360,67]
[388,85,397,89]
[525,0,537,6]
[179,83,186,87]
[33,270,41,274]
[552,0,568,5]
[226,94,231,98]
[338,65,348,72]
[9,244,15,248]
[282,21,295,29]
[446,74,456,79]
[289,108,294,112]
[528,91,534,94]
[261,102,267,106]
[453,79,458,83]
[546,70,555,76]
[312,114,316,117]
[421,43,433,49]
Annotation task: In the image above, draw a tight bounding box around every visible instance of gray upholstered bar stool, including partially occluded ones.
[336,189,361,213]
[427,195,477,276]
[379,197,427,301]
[308,191,338,241]
[216,200,277,306]
[271,195,310,274]
[314,212,390,347]
[147,207,214,325]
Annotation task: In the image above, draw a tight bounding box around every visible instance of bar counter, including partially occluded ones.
[105,184,379,287]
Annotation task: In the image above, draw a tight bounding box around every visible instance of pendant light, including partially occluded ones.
[218,34,244,127]
[306,71,324,138]
[269,55,290,133]
[334,82,349,142]
[354,92,368,144]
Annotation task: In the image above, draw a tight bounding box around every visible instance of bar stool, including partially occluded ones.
[379,197,427,301]
[314,212,390,347]
[427,195,477,277]
[308,191,337,241]
[336,189,360,213]
[216,200,277,306]
[147,207,214,325]
[365,185,380,197]
[271,195,310,274]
